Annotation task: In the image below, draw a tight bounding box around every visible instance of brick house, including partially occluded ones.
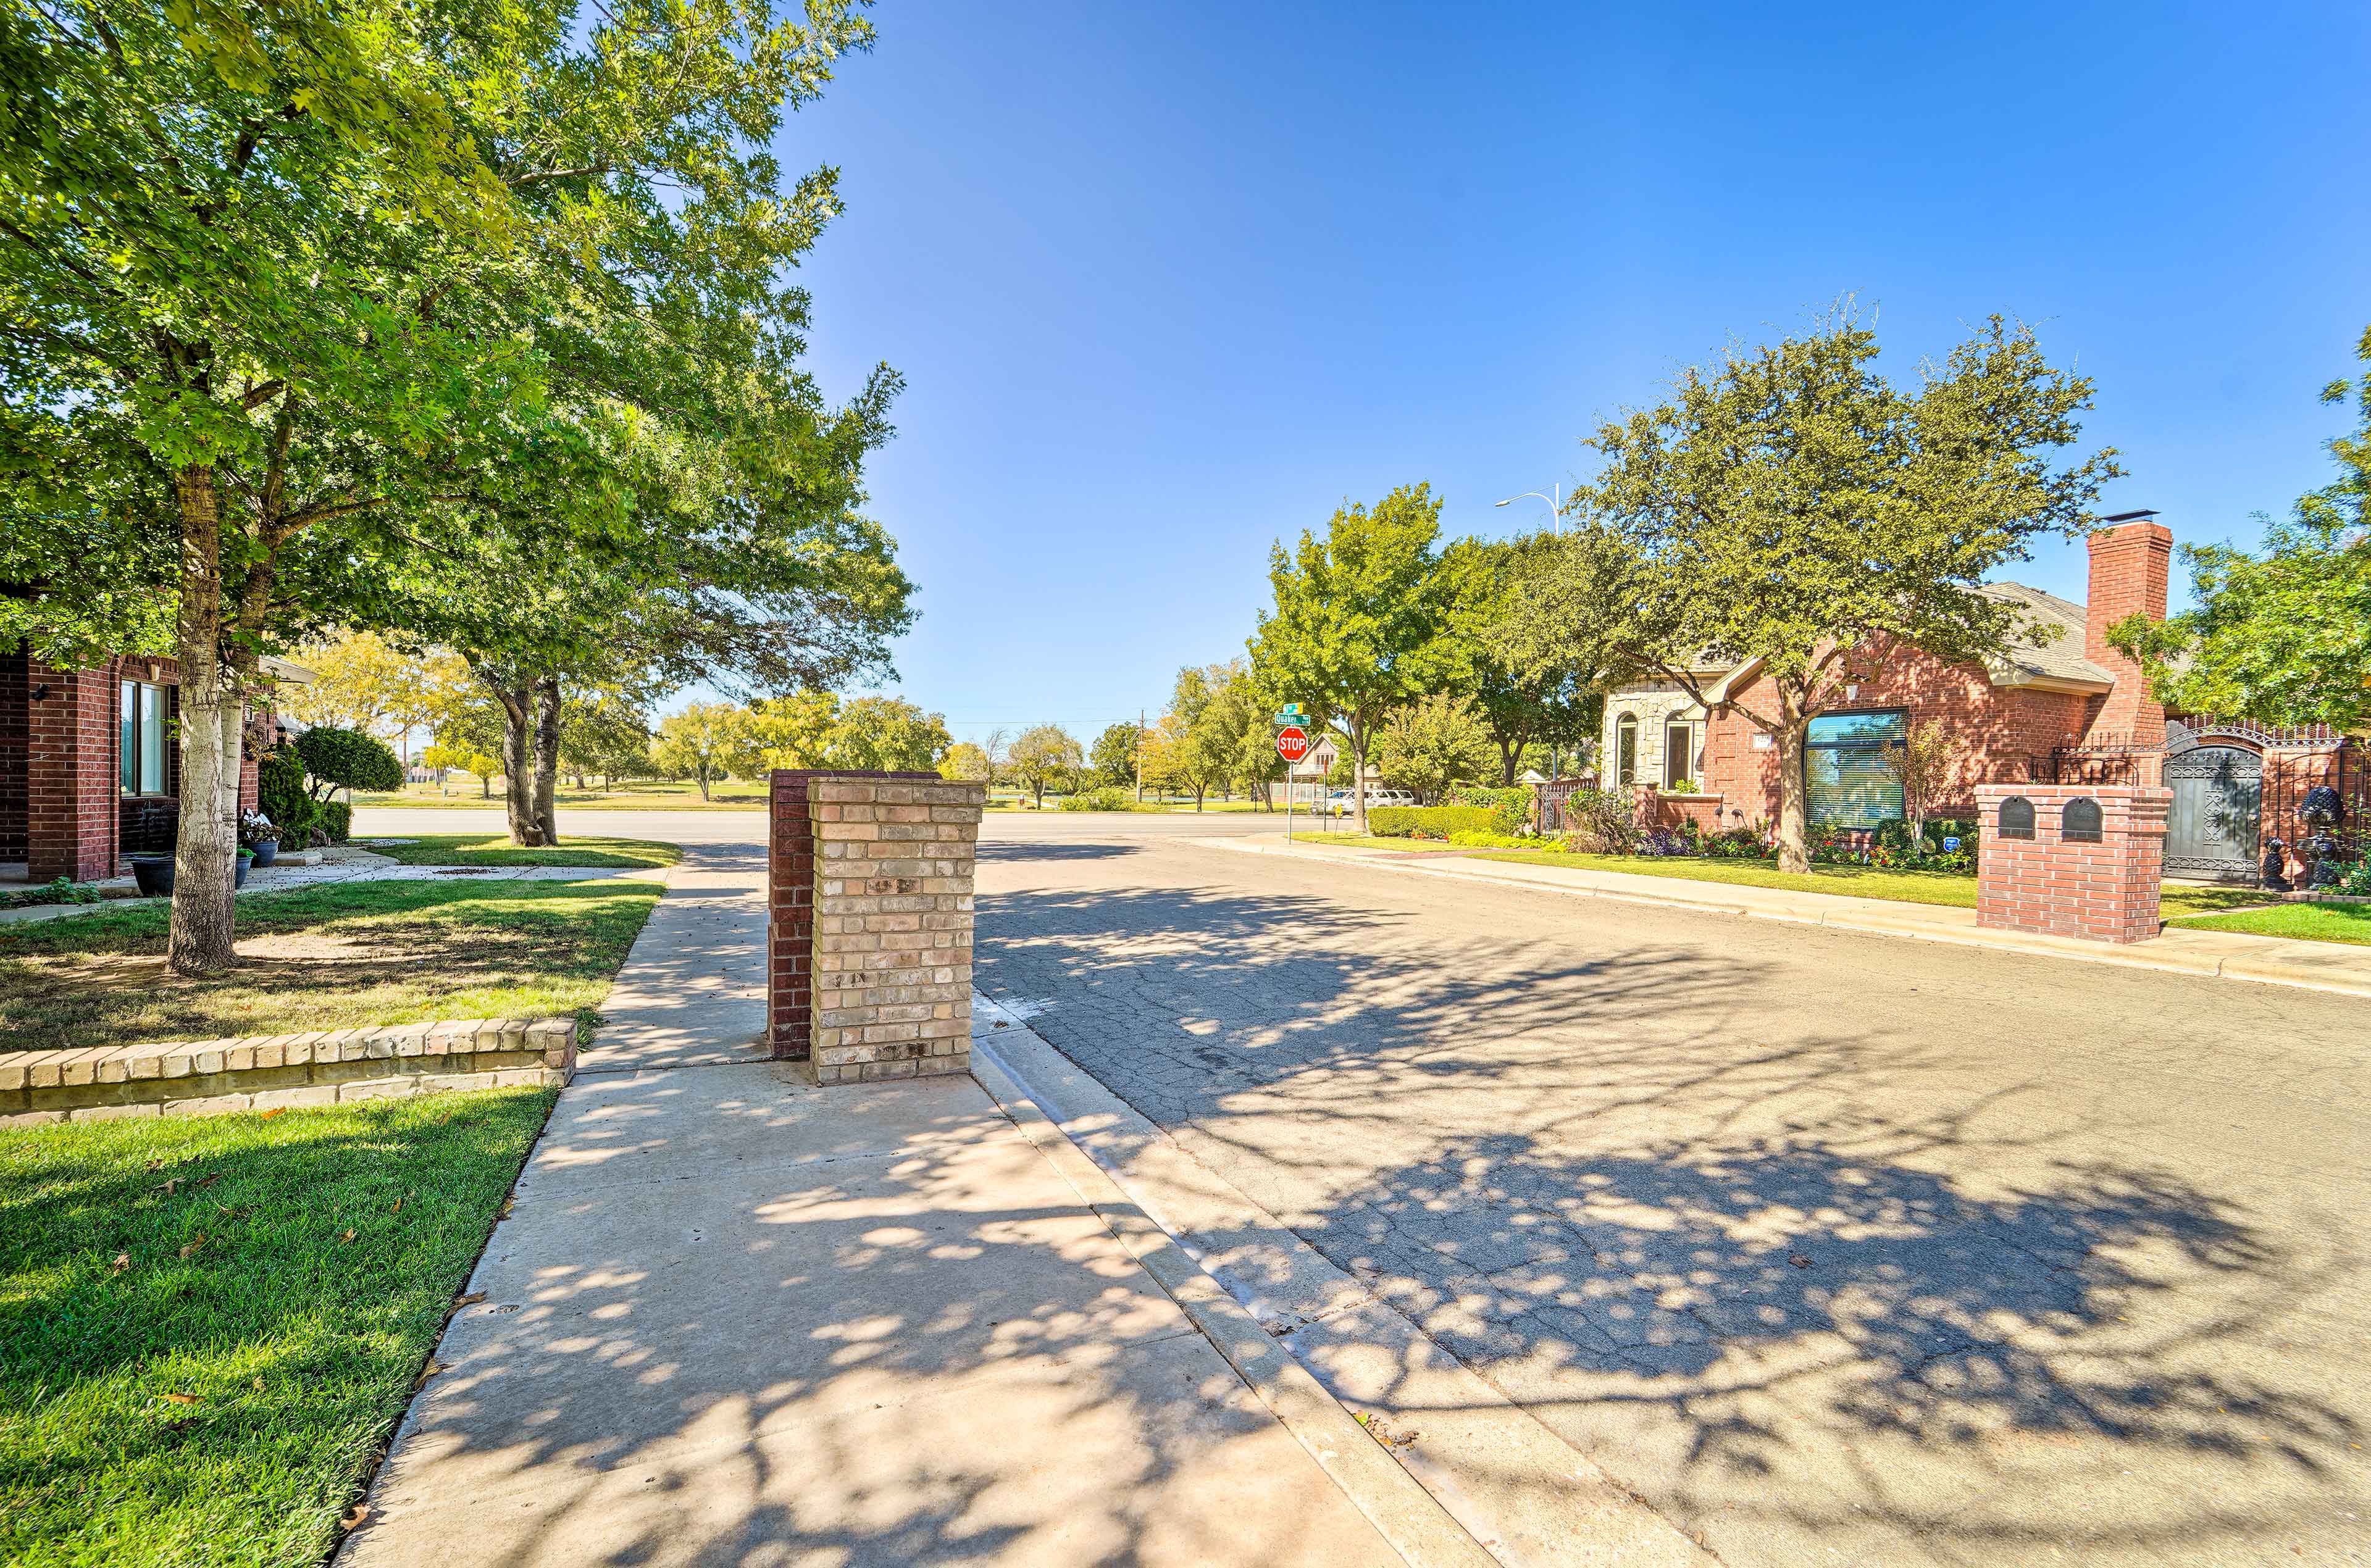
[1,645,309,885]
[1593,514,2363,882]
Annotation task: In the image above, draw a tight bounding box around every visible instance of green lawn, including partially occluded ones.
[1454,848,2272,917]
[0,1088,553,1567]
[0,878,663,1053]
[2172,901,2371,946]
[1292,832,1466,853]
[353,780,768,811]
[354,833,680,869]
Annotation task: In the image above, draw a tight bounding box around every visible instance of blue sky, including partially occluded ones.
[753,2,2370,746]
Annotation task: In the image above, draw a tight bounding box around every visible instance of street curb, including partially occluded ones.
[1196,836,2371,1001]
[969,999,1717,1568]
[968,1037,1502,1568]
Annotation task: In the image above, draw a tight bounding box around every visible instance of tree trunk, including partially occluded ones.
[167,464,241,977]
[1773,714,1811,874]
[532,676,561,846]
[1499,738,1522,786]
[697,764,711,801]
[480,673,543,846]
[1349,719,1370,836]
[1194,784,1205,812]
[479,770,491,800]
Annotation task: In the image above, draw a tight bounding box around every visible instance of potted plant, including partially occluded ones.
[240,809,281,867]
[235,846,253,888]
[128,853,174,897]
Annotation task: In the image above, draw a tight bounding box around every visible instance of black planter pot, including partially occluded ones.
[248,840,278,868]
[130,855,174,896]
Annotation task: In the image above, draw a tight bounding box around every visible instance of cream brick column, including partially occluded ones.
[798,772,984,1085]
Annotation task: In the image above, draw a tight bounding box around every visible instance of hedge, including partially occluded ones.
[1368,805,1503,840]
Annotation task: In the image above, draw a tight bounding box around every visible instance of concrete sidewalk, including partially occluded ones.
[1205,836,2371,999]
[338,843,1441,1568]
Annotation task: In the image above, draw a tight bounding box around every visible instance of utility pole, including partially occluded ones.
[1134,708,1145,803]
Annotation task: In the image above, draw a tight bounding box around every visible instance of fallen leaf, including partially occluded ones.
[195,1172,222,1190]
[152,1177,182,1196]
[339,1504,372,1532]
[178,1235,207,1260]
[453,1291,487,1309]
[391,1196,403,1215]
[145,1158,167,1172]
[412,1359,446,1390]
[258,1107,286,1120]
[340,1228,356,1244]
[160,1391,197,1406]
[1789,1254,1813,1269]
[111,1253,130,1273]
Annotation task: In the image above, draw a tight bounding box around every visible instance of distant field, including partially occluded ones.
[359,780,1286,814]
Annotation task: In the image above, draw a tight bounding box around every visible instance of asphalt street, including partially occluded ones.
[968,820,2371,1568]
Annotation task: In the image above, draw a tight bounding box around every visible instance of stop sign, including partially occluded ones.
[1274,725,1311,763]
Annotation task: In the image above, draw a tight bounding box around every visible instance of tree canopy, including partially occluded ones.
[1517,313,2115,869]
[2114,322,2371,731]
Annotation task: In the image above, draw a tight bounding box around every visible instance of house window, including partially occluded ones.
[1663,717,1697,790]
[1614,714,1637,786]
[1805,709,1905,825]
[119,680,173,797]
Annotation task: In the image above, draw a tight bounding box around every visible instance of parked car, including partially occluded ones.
[1362,790,1416,809]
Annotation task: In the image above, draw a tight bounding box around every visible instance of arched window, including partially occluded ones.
[2063,797,2103,843]
[1998,796,2035,840]
[1614,714,1637,786]
[1663,715,1698,790]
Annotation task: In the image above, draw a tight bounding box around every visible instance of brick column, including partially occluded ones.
[1975,783,2169,944]
[27,659,119,882]
[768,770,984,1083]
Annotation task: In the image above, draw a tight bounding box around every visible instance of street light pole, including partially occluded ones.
[1493,482,1563,535]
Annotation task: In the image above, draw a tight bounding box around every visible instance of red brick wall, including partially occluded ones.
[0,651,26,863]
[767,772,816,1059]
[27,657,119,882]
[1704,644,2093,828]
[1975,784,2168,944]
[1633,785,1725,834]
[2081,520,2172,746]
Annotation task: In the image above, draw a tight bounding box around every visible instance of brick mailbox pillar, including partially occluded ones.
[1975,783,2171,945]
[768,769,985,1083]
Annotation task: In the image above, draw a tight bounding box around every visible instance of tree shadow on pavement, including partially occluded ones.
[973,872,2371,1567]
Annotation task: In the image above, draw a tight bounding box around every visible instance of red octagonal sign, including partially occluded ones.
[1274,725,1311,763]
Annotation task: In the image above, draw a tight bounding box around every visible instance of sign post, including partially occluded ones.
[1273,707,1308,841]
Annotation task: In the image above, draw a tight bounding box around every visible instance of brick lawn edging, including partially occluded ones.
[0,1017,577,1126]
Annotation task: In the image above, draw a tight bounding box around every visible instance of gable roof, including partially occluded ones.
[1976,582,2115,691]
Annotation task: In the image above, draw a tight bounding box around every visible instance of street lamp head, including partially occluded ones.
[1493,498,1513,507]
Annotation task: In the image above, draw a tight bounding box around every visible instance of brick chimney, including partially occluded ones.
[2082,512,2173,744]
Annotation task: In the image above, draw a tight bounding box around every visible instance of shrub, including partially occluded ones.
[1700,827,1770,859]
[1558,786,1637,854]
[256,746,320,843]
[294,725,404,796]
[1635,826,1694,857]
[2341,855,2371,897]
[1663,778,1701,795]
[1443,784,1531,832]
[1445,829,1538,849]
[1058,786,1134,812]
[318,800,352,843]
[1368,805,1500,841]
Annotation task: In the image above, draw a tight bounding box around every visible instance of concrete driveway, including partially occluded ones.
[971,825,2371,1567]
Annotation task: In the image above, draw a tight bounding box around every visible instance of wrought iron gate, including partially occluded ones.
[2163,738,2262,880]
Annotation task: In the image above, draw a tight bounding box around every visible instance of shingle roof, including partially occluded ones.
[1975,582,2115,688]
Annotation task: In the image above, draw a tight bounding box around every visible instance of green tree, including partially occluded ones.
[558,696,653,789]
[749,691,842,771]
[293,727,404,800]
[824,697,951,772]
[1440,533,1608,783]
[1247,485,1451,834]
[1550,314,2116,871]
[939,741,992,786]
[1090,722,1143,791]
[651,703,753,801]
[1373,696,1495,802]
[2114,324,2371,730]
[1008,724,1082,807]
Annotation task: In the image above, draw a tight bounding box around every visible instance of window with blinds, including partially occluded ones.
[1805,709,1905,825]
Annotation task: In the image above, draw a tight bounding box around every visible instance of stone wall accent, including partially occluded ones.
[0,1017,576,1125]
[1976,783,2170,945]
[768,769,984,1084]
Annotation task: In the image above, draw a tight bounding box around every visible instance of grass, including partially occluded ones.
[0,877,663,1053]
[0,1087,554,1567]
[2172,901,2371,946]
[1292,832,1465,853]
[353,780,768,811]
[352,833,680,869]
